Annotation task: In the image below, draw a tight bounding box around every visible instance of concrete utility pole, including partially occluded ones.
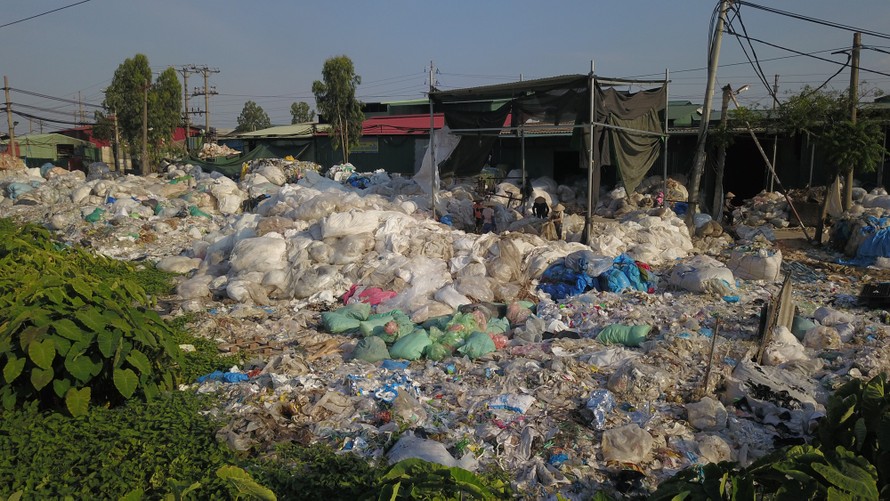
[844,32,861,210]
[191,66,219,136]
[713,84,732,220]
[768,74,779,192]
[687,0,731,230]
[4,75,15,157]
[179,65,197,153]
[428,60,437,218]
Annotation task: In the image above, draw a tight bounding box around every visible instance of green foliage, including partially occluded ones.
[375,458,512,500]
[649,461,754,501]
[168,313,243,383]
[0,392,236,499]
[312,55,364,163]
[816,373,890,487]
[824,119,887,176]
[290,101,316,124]
[0,219,182,415]
[236,100,273,133]
[216,465,277,500]
[254,442,382,500]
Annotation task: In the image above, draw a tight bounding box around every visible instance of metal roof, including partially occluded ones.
[228,123,330,139]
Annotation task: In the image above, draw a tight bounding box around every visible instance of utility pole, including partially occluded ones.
[179,65,197,153]
[428,60,437,218]
[142,81,149,176]
[768,74,779,192]
[844,32,861,210]
[687,0,731,230]
[191,66,219,138]
[713,84,732,220]
[4,75,16,158]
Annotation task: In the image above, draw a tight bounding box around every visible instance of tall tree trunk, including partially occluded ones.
[844,168,853,211]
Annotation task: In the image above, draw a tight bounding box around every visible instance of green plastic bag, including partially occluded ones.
[595,324,651,347]
[388,330,431,360]
[486,317,510,334]
[423,342,453,361]
[321,311,361,334]
[457,331,496,359]
[352,336,390,363]
[440,330,467,351]
[338,302,372,321]
[84,207,105,223]
[188,205,212,218]
[444,312,481,335]
[358,314,396,338]
[421,314,452,331]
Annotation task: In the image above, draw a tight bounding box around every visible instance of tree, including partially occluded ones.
[290,101,316,124]
[777,86,886,209]
[99,54,182,174]
[312,55,364,163]
[235,101,271,132]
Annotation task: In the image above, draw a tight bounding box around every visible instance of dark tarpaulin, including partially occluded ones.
[576,84,667,194]
[439,102,510,178]
[430,76,665,186]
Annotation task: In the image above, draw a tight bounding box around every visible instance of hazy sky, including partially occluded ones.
[3,1,890,134]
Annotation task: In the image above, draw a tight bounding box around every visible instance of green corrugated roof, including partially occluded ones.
[228,123,330,139]
[1,132,90,146]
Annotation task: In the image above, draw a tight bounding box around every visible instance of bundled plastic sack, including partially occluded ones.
[389,330,432,360]
[727,247,782,281]
[422,342,452,361]
[457,331,496,359]
[596,324,651,347]
[352,336,390,363]
[668,255,735,293]
[321,303,371,333]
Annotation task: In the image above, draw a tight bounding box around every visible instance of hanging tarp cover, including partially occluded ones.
[430,75,666,190]
[594,84,666,195]
[438,103,511,178]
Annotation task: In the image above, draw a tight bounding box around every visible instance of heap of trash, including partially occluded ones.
[2,156,890,498]
[198,142,241,159]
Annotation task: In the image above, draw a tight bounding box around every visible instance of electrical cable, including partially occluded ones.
[0,0,93,29]
[736,1,890,41]
[726,5,779,106]
[9,87,103,108]
[728,31,890,79]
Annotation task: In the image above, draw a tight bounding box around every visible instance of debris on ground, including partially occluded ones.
[3,156,890,498]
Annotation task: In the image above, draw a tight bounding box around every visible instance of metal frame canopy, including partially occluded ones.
[427,70,670,244]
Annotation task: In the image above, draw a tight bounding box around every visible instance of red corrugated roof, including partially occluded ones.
[361,113,444,136]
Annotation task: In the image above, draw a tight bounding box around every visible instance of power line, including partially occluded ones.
[729,31,890,79]
[0,0,94,30]
[9,87,103,108]
[736,1,890,41]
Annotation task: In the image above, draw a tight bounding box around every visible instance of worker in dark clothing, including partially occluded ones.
[473,199,485,233]
[532,196,550,218]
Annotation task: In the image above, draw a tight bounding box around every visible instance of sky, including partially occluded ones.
[2,0,890,135]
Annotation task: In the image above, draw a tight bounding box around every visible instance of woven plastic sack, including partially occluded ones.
[389,330,431,360]
[457,331,496,359]
[423,341,453,361]
[596,324,651,347]
[321,312,361,334]
[358,311,397,337]
[352,336,390,363]
[337,302,372,321]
